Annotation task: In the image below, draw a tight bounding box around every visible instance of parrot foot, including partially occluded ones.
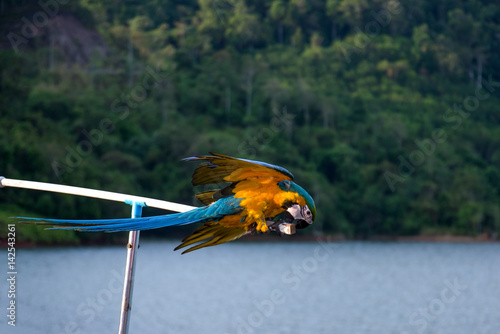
[266,215,296,236]
[266,203,313,235]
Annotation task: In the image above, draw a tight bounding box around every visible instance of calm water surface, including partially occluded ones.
[2,241,499,334]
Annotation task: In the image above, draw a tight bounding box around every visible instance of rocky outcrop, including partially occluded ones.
[4,13,108,66]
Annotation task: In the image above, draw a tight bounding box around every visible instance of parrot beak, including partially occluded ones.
[265,204,314,235]
[285,204,314,229]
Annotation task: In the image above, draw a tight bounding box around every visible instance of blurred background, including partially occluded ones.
[2,2,500,334]
[1,0,500,243]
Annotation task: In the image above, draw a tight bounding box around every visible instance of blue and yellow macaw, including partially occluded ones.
[17,153,316,253]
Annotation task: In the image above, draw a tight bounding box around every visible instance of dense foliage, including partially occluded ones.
[1,0,500,243]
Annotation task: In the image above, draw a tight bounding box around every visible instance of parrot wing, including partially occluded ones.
[176,153,296,252]
[184,152,294,187]
[174,223,248,254]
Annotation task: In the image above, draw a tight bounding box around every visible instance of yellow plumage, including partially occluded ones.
[174,153,312,253]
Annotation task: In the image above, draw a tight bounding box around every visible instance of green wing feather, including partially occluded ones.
[174,223,248,254]
[194,190,218,205]
[184,152,294,187]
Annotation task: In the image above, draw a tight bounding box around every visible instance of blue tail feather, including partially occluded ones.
[16,214,207,232]
[15,196,243,232]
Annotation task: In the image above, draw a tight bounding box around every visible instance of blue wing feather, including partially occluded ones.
[16,196,243,232]
[236,157,294,179]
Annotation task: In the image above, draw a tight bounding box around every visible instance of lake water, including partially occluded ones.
[2,241,499,334]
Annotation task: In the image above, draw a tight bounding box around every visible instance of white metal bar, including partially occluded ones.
[0,177,196,213]
[1,176,196,334]
[118,203,142,334]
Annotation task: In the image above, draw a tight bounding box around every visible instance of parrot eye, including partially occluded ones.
[302,206,312,218]
[280,181,291,190]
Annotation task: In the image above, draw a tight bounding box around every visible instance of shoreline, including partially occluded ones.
[243,233,500,243]
[2,233,498,248]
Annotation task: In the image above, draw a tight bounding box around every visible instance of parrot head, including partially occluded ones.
[283,203,314,229]
[278,180,316,230]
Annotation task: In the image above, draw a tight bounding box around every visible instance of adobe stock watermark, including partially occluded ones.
[63,269,125,334]
[237,106,294,159]
[209,0,235,24]
[385,75,500,191]
[339,0,410,63]
[226,240,338,334]
[7,0,68,53]
[52,66,170,180]
[400,277,467,334]
[192,105,293,205]
[209,0,256,46]
[191,105,291,204]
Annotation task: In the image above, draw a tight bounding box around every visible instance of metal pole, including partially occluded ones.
[0,177,197,333]
[0,177,195,213]
[118,202,143,334]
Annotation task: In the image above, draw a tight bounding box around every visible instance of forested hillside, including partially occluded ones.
[1,0,500,243]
